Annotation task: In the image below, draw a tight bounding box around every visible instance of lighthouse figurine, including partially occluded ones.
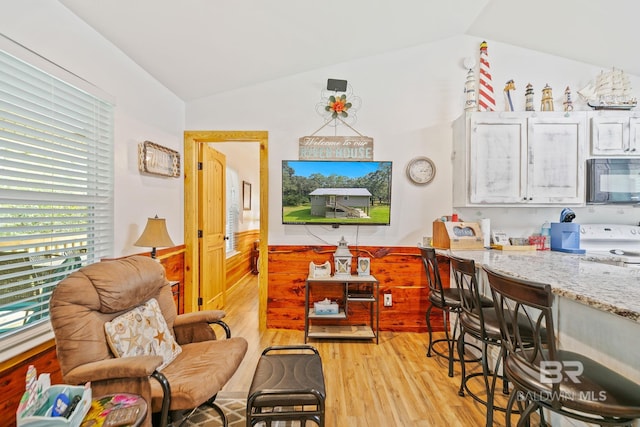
[541,84,554,111]
[503,80,516,111]
[463,67,477,112]
[525,83,535,111]
[478,41,496,111]
[563,86,574,112]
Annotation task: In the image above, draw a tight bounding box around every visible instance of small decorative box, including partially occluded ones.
[314,298,339,315]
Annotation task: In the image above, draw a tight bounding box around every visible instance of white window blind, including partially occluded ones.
[225,168,239,255]
[0,48,114,343]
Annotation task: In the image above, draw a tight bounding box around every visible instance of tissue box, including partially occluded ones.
[314,300,339,315]
[17,384,91,427]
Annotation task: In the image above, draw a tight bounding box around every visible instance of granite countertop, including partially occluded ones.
[437,248,640,323]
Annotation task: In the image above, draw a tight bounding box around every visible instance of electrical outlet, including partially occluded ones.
[383,293,392,307]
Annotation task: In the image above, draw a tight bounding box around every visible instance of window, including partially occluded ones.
[225,168,239,255]
[0,47,114,355]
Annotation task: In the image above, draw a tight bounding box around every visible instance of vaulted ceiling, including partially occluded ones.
[59,0,640,101]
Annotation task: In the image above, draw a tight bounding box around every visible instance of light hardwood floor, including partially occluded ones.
[219,274,512,426]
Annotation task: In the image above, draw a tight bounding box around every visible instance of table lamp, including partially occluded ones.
[134,215,175,259]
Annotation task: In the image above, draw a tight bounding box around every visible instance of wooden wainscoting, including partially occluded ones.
[0,342,63,427]
[226,229,260,292]
[267,245,450,333]
[158,246,186,314]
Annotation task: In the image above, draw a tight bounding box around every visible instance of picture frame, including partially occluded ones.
[357,257,371,276]
[138,140,180,178]
[243,181,252,210]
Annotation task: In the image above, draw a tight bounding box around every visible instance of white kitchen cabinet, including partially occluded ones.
[467,114,526,204]
[452,112,586,207]
[590,111,640,155]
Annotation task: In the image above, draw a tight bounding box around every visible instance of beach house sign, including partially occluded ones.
[298,136,374,161]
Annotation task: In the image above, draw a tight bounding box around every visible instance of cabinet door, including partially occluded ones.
[628,117,640,154]
[527,116,586,204]
[591,115,628,154]
[469,115,527,204]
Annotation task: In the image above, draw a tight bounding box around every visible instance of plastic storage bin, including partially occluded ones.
[17,385,91,427]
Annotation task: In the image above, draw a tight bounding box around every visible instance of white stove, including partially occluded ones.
[580,223,640,267]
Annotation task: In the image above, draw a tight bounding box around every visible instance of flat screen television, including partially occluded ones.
[282,160,392,226]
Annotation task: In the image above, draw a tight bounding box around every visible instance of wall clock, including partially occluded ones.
[406,156,436,185]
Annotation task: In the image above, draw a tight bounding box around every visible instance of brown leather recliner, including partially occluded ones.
[50,255,248,427]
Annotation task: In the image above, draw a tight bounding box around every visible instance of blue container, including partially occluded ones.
[550,222,585,254]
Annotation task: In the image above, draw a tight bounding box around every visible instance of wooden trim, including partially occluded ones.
[0,339,56,372]
[101,244,185,262]
[156,246,186,260]
[184,131,268,330]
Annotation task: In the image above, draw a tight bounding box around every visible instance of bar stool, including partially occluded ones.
[421,247,460,377]
[450,255,515,427]
[420,248,489,377]
[484,265,640,427]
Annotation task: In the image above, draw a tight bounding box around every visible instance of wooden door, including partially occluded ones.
[199,143,226,310]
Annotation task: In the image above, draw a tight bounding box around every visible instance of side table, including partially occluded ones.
[81,393,147,427]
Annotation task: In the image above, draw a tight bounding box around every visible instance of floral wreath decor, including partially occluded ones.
[325,94,352,118]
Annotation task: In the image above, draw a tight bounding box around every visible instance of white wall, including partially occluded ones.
[187,35,640,247]
[1,1,185,257]
[4,1,637,253]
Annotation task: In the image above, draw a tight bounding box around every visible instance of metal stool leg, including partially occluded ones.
[457,332,467,396]
[441,306,454,377]
[426,303,435,357]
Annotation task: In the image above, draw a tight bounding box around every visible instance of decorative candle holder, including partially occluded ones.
[333,236,353,276]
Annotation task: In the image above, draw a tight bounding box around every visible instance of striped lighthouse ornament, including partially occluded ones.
[478,41,496,111]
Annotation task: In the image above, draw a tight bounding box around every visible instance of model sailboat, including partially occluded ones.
[578,68,637,110]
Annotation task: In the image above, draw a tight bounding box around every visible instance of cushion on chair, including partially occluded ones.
[248,353,326,408]
[505,350,640,418]
[460,307,541,342]
[104,298,182,370]
[148,337,249,411]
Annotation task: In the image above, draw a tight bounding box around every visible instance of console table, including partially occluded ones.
[305,275,379,344]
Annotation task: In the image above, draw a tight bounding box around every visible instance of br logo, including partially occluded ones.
[540,361,584,384]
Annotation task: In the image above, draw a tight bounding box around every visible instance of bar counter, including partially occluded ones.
[438,248,640,426]
[440,248,640,322]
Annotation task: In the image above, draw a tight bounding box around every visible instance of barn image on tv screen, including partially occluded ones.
[309,188,372,218]
[282,160,392,226]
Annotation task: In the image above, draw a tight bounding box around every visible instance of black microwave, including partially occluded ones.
[587,158,640,204]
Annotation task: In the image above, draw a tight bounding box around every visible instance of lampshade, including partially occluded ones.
[134,216,175,258]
